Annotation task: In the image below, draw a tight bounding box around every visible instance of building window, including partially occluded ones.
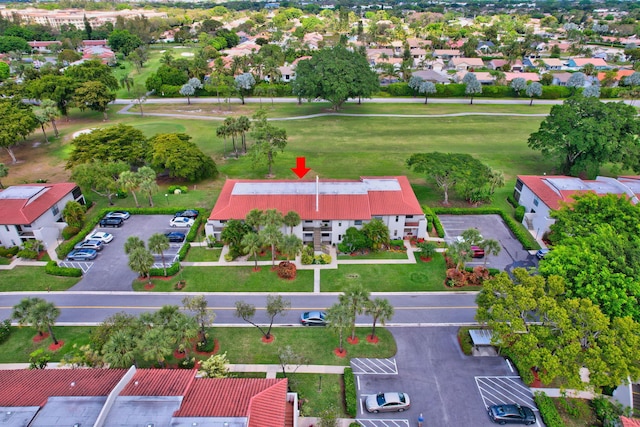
[220,220,226,224]
[515,179,523,191]
[51,204,59,216]
[338,222,341,227]
[338,235,342,241]
[394,230,398,236]
[406,215,413,219]
[355,220,363,226]
[395,216,399,222]
[513,190,521,203]
[4,226,8,232]
[533,198,539,207]
[72,186,82,200]
[304,220,313,224]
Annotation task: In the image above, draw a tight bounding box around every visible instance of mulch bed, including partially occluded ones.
[144,284,155,290]
[334,348,347,358]
[49,341,64,351]
[261,334,275,343]
[366,335,379,344]
[347,336,359,345]
[419,256,433,262]
[32,333,49,343]
[195,339,220,356]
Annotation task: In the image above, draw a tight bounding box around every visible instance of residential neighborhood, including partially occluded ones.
[0,0,640,426]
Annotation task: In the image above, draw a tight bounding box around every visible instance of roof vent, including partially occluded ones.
[135,381,139,386]
[70,382,75,387]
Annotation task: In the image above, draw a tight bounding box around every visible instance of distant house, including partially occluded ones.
[411,69,450,84]
[206,176,427,248]
[513,175,640,237]
[476,40,495,52]
[596,69,636,86]
[504,72,540,83]
[0,183,85,250]
[434,49,461,61]
[567,57,609,70]
[551,72,573,86]
[82,45,115,64]
[487,59,524,72]
[28,40,61,53]
[538,58,564,71]
[455,71,494,85]
[449,57,484,71]
[0,368,297,427]
[82,39,108,49]
[278,65,294,82]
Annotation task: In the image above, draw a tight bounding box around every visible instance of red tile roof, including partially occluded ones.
[247,379,288,427]
[0,369,127,407]
[174,378,287,419]
[119,369,196,396]
[596,69,635,82]
[209,176,423,221]
[621,417,640,427]
[518,175,578,210]
[0,183,78,225]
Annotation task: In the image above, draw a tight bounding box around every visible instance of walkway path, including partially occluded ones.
[0,258,48,271]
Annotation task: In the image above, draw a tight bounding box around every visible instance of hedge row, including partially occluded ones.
[343,368,357,417]
[432,207,540,250]
[534,391,565,427]
[45,260,82,277]
[464,266,501,276]
[0,246,19,258]
[422,206,445,238]
[157,83,294,98]
[150,261,180,277]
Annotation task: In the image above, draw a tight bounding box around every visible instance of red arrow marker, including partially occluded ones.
[291,157,311,179]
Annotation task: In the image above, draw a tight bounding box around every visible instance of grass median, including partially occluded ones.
[0,267,80,291]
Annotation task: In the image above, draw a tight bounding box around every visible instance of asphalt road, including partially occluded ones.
[0,292,479,326]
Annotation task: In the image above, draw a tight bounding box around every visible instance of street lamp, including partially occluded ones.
[164,194,169,205]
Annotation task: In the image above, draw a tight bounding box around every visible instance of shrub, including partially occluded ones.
[0,246,19,258]
[301,245,314,265]
[343,368,357,417]
[276,261,297,279]
[457,327,474,355]
[514,205,525,222]
[177,242,191,261]
[592,396,625,427]
[168,185,188,194]
[45,260,82,277]
[17,249,39,259]
[533,392,565,427]
[150,261,180,277]
[62,226,81,240]
[506,194,518,208]
[417,241,437,258]
[0,319,11,344]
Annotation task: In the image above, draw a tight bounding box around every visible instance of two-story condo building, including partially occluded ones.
[206,176,427,249]
[0,183,85,249]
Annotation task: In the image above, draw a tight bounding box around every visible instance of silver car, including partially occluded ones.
[365,392,411,413]
[74,239,104,251]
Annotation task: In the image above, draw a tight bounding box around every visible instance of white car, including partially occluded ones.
[170,216,195,227]
[85,231,114,243]
[105,211,130,220]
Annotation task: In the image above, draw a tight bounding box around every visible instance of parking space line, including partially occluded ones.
[475,376,536,409]
[355,419,409,427]
[351,358,398,375]
[58,261,93,273]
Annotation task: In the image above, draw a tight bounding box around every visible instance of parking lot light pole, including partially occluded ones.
[165,194,169,205]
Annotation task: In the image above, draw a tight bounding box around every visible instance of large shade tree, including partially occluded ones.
[0,99,38,163]
[150,133,218,181]
[250,109,288,177]
[71,160,129,205]
[527,96,640,177]
[292,45,379,110]
[67,124,149,168]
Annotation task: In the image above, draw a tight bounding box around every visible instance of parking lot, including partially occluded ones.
[354,327,543,427]
[66,214,185,291]
[437,214,537,272]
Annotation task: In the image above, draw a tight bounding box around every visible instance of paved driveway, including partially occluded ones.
[69,215,177,291]
[355,327,543,427]
[437,214,537,272]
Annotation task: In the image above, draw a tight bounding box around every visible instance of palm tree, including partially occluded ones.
[339,284,370,342]
[128,247,154,284]
[259,225,283,267]
[172,314,199,355]
[241,232,263,271]
[216,122,229,158]
[447,241,472,272]
[34,109,49,143]
[365,298,394,340]
[141,327,174,367]
[283,211,301,234]
[236,115,251,154]
[279,234,303,261]
[263,209,284,227]
[118,170,141,207]
[480,239,501,268]
[103,329,138,368]
[159,51,175,67]
[148,233,170,276]
[245,209,264,232]
[120,75,133,93]
[137,166,158,207]
[39,100,60,137]
[223,117,239,158]
[124,236,145,255]
[31,300,61,345]
[327,302,352,354]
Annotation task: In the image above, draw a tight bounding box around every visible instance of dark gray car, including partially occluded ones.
[488,404,536,425]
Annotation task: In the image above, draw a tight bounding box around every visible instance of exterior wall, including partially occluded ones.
[0,225,21,248]
[515,183,555,238]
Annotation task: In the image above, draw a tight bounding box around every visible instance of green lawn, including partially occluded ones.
[338,250,408,260]
[0,267,80,291]
[280,373,347,417]
[184,246,222,262]
[133,266,314,292]
[0,326,396,367]
[0,257,11,265]
[321,254,448,292]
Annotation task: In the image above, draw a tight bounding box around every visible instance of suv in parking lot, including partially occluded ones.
[74,239,104,251]
[99,217,124,227]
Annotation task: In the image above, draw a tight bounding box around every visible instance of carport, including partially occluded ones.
[469,329,498,356]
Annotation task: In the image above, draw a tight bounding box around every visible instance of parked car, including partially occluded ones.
[105,211,130,220]
[536,248,550,260]
[85,232,114,243]
[99,217,124,228]
[365,392,411,413]
[170,217,195,227]
[487,404,536,425]
[174,210,199,219]
[471,245,485,258]
[74,239,104,251]
[300,311,327,326]
[66,249,98,261]
[165,232,186,243]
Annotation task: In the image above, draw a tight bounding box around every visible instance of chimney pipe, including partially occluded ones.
[315,175,319,212]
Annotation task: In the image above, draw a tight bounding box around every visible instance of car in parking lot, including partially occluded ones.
[105,211,130,220]
[174,210,199,219]
[99,217,124,227]
[165,232,186,243]
[487,404,536,425]
[66,249,98,261]
[74,239,104,251]
[365,392,411,413]
[300,311,326,326]
[471,245,485,258]
[86,231,114,243]
[536,248,550,260]
[170,216,194,227]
